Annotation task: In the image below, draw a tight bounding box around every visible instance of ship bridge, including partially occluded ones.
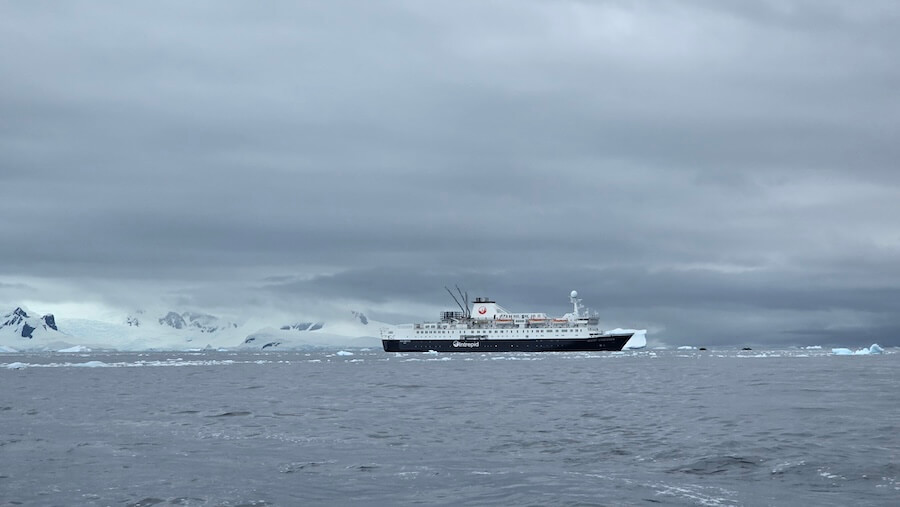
[471,297,550,322]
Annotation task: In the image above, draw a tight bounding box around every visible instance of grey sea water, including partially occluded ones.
[1,348,897,506]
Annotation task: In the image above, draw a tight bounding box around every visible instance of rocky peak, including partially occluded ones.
[159,312,186,329]
[157,311,236,333]
[280,322,324,332]
[182,311,237,333]
[3,307,29,328]
[42,314,57,331]
[1,307,59,338]
[126,310,144,327]
[351,310,368,325]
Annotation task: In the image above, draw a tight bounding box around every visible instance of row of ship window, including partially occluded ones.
[416,329,574,334]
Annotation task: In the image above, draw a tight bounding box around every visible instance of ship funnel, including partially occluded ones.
[471,299,500,320]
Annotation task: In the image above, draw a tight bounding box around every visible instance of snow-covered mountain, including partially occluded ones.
[156,311,238,333]
[0,306,387,352]
[0,306,73,351]
[239,310,381,350]
[351,310,368,325]
[280,322,324,331]
[1,307,61,339]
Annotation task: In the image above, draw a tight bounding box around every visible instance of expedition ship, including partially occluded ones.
[381,289,640,353]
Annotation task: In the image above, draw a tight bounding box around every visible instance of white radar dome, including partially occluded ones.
[570,290,578,298]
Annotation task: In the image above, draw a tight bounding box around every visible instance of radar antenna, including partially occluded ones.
[570,290,583,318]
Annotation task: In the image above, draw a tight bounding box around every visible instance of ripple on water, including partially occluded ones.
[671,455,766,476]
[207,411,252,417]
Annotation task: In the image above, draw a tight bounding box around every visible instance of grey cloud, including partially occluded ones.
[1,1,898,347]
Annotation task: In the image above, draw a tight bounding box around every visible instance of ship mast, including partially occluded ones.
[570,290,582,319]
[456,285,470,318]
[445,286,466,315]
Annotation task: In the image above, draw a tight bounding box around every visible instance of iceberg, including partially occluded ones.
[58,345,91,353]
[831,344,884,355]
[614,329,647,349]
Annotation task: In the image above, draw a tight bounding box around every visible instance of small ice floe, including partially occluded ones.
[73,361,109,367]
[832,344,884,356]
[58,345,91,353]
[804,345,823,350]
[6,362,27,369]
[424,350,439,355]
[335,350,354,356]
[818,467,844,480]
[677,346,696,350]
[771,460,806,475]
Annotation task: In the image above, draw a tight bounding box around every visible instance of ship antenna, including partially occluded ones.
[570,290,582,318]
[445,286,467,315]
[456,285,470,318]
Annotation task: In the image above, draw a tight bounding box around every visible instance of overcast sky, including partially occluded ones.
[2,1,898,347]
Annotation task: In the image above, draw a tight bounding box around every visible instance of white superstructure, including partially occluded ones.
[381,291,608,342]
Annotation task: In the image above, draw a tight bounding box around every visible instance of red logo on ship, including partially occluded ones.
[478,306,487,315]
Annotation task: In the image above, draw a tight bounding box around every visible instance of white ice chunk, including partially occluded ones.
[616,329,647,349]
[832,344,884,355]
[74,361,109,367]
[5,362,27,369]
[58,345,91,353]
[677,346,696,350]
[335,350,354,356]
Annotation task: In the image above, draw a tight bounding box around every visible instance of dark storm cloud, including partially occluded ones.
[1,1,899,346]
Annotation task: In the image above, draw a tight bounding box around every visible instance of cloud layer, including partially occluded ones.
[2,1,899,346]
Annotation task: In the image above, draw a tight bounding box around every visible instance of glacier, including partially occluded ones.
[1,306,385,352]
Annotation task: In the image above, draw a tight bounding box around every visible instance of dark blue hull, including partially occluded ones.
[382,334,634,353]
